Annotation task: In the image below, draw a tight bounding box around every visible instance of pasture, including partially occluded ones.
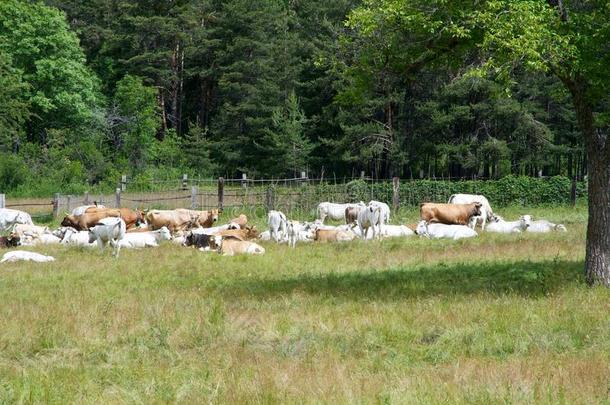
[0,205,608,403]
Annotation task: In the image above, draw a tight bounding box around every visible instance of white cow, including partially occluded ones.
[317,202,365,223]
[448,194,494,230]
[416,221,478,240]
[11,224,49,238]
[60,227,98,247]
[380,225,414,238]
[286,220,315,248]
[88,217,126,257]
[71,204,105,216]
[1,251,55,263]
[357,204,383,240]
[190,223,238,235]
[368,200,391,224]
[267,210,287,243]
[0,209,33,232]
[20,232,61,246]
[525,216,567,233]
[485,215,531,234]
[118,227,172,249]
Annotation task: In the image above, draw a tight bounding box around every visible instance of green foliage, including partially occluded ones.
[0,50,30,151]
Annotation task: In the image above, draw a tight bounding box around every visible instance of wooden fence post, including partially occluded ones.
[0,194,5,209]
[53,193,60,217]
[121,174,127,191]
[241,173,247,188]
[115,188,121,208]
[191,186,198,209]
[392,177,400,212]
[66,195,71,213]
[300,171,308,187]
[266,186,274,211]
[218,177,224,211]
[360,171,365,180]
[182,174,188,190]
[83,191,90,205]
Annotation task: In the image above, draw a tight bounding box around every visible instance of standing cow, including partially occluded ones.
[357,204,383,240]
[0,209,33,232]
[448,194,494,230]
[267,210,287,243]
[88,217,126,257]
[420,202,482,226]
[317,202,365,223]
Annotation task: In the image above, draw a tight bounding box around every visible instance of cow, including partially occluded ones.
[369,200,391,224]
[448,194,494,230]
[88,217,127,257]
[118,227,172,249]
[0,234,21,248]
[268,210,287,243]
[145,209,218,232]
[357,204,383,240]
[485,215,531,233]
[61,208,143,231]
[218,238,266,256]
[420,202,482,226]
[317,202,365,223]
[215,225,259,241]
[183,232,222,251]
[0,208,33,232]
[345,206,362,228]
[192,223,239,235]
[11,224,49,238]
[229,214,248,229]
[380,225,415,238]
[286,220,315,248]
[60,227,98,247]
[71,204,106,216]
[314,228,356,242]
[416,221,478,240]
[1,251,55,263]
[20,232,61,246]
[525,216,568,233]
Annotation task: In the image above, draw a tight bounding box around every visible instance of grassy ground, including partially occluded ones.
[0,205,608,403]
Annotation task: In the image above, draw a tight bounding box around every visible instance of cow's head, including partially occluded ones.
[209,209,219,223]
[472,202,483,216]
[519,215,532,230]
[7,233,21,247]
[415,221,429,238]
[61,215,78,228]
[245,225,259,239]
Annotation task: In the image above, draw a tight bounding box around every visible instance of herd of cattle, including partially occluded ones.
[0,193,567,262]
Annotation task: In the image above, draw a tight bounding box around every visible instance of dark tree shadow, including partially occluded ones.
[220,259,583,300]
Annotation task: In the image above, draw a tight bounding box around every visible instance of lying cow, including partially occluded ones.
[219,238,266,256]
[267,210,287,243]
[145,208,218,232]
[420,202,482,226]
[380,225,414,238]
[416,221,478,240]
[192,223,239,235]
[20,233,61,246]
[0,208,33,232]
[0,234,21,248]
[62,208,143,231]
[118,227,172,249]
[88,217,126,257]
[1,251,55,263]
[229,214,248,229]
[183,232,222,251]
[11,224,50,238]
[448,194,494,230]
[215,225,259,241]
[71,204,105,216]
[59,227,97,247]
[485,215,531,233]
[317,202,365,223]
[525,216,568,233]
[314,228,356,242]
[357,204,383,240]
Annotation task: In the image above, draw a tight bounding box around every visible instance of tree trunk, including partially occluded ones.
[565,77,610,286]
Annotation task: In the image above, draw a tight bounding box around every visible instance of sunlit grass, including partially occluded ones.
[0,204,607,403]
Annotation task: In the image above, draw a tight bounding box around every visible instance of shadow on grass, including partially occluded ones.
[221,259,584,300]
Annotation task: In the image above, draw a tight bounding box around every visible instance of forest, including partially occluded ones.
[1,0,606,196]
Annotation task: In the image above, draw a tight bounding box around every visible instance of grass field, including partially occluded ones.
[1,205,609,403]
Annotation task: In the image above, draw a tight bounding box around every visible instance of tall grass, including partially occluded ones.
[0,205,607,403]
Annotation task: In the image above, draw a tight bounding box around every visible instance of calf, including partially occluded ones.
[0,234,21,248]
[485,215,531,234]
[420,202,482,226]
[416,221,478,240]
[286,220,315,248]
[357,204,383,240]
[1,251,55,263]
[219,238,265,256]
[88,217,126,257]
[183,232,222,251]
[314,228,356,242]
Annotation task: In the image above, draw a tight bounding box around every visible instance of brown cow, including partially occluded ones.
[146,209,219,232]
[345,206,361,227]
[420,202,482,226]
[175,209,219,228]
[314,228,356,242]
[61,208,143,231]
[219,238,265,256]
[229,214,248,229]
[215,225,259,241]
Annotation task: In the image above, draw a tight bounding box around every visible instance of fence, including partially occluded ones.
[1,174,585,221]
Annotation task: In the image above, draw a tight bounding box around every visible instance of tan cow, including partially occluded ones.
[229,214,248,229]
[219,238,265,256]
[314,228,356,242]
[61,208,143,231]
[146,209,219,232]
[175,209,219,228]
[215,225,259,241]
[420,202,482,226]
